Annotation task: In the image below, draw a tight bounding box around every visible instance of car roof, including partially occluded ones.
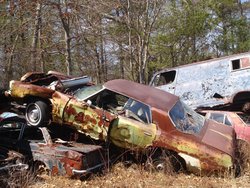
[104,79,179,112]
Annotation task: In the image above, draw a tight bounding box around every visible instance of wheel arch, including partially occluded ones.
[231,91,250,103]
[148,147,187,171]
[230,91,250,112]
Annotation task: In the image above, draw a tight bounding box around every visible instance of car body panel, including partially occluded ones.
[201,110,250,143]
[62,97,112,140]
[9,80,55,99]
[109,116,157,149]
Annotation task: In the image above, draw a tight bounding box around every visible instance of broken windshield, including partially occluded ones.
[169,100,205,134]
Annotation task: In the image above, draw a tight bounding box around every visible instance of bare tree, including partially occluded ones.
[56,0,72,75]
[30,2,42,71]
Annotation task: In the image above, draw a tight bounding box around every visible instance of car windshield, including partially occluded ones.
[169,100,205,134]
[74,85,103,100]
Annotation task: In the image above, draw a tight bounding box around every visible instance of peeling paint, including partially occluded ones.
[0,118,106,177]
[150,52,250,109]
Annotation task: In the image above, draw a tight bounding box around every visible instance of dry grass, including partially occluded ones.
[2,142,250,188]
[27,162,250,188]
[0,168,37,188]
[237,140,250,175]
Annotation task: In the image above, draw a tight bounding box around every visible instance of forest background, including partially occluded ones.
[0,0,249,88]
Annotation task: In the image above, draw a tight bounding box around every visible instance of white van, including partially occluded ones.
[149,52,250,109]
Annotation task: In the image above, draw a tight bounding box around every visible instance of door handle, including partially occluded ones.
[144,132,152,136]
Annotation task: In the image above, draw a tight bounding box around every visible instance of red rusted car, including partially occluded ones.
[7,72,236,174]
[200,110,250,143]
[0,116,106,177]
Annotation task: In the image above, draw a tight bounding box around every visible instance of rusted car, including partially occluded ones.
[0,112,18,122]
[199,110,250,143]
[7,71,93,126]
[0,116,107,177]
[150,52,250,110]
[7,74,236,174]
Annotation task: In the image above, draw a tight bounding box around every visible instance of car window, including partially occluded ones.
[74,85,103,100]
[224,116,232,126]
[169,100,205,134]
[153,71,176,86]
[0,121,24,140]
[123,98,152,124]
[0,121,23,129]
[208,113,232,126]
[86,88,129,113]
[209,113,225,124]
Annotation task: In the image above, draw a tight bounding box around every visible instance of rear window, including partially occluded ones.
[169,100,205,134]
[208,113,232,126]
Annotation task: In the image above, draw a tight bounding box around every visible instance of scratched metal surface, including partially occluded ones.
[150,52,250,109]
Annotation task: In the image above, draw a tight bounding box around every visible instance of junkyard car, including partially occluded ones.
[0,112,18,122]
[0,116,107,177]
[199,110,250,143]
[7,73,236,174]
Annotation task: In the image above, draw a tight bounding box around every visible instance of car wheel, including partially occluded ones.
[145,151,186,174]
[145,156,174,174]
[25,100,49,126]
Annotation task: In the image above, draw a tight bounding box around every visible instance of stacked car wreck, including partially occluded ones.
[0,116,106,177]
[0,70,237,177]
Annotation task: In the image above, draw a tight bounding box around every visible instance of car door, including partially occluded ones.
[109,99,157,149]
[63,97,113,140]
[109,116,157,149]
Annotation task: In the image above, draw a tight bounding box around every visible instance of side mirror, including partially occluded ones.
[84,100,96,109]
[87,100,92,106]
[81,100,92,109]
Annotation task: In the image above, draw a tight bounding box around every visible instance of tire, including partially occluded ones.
[25,100,50,126]
[144,149,186,174]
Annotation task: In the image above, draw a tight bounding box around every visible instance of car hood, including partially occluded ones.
[201,120,235,157]
[55,141,102,154]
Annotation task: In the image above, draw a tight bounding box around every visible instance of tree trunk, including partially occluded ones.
[95,46,101,83]
[65,26,72,75]
[30,2,42,71]
[5,35,19,87]
[57,1,72,76]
